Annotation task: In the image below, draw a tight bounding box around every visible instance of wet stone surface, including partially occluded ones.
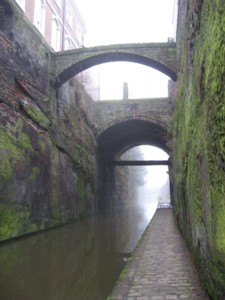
[110,208,210,300]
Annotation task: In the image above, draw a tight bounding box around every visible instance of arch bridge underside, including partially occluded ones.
[96,117,171,209]
[96,105,172,207]
[95,98,172,161]
[52,43,177,87]
[97,118,171,163]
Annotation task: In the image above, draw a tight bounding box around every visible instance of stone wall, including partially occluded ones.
[0,0,97,241]
[94,98,172,134]
[172,0,225,298]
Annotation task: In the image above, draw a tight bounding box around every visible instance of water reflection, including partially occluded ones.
[0,193,160,300]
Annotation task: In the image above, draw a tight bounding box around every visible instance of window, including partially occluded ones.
[76,24,82,45]
[64,36,73,50]
[51,17,61,51]
[34,0,46,35]
[66,3,73,27]
[16,0,25,11]
[54,0,61,9]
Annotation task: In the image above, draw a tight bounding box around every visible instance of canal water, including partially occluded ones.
[0,190,163,300]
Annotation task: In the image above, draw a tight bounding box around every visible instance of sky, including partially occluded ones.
[74,0,176,197]
[75,0,177,100]
[75,0,176,46]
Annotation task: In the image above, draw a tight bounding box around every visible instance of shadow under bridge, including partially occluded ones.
[96,100,172,208]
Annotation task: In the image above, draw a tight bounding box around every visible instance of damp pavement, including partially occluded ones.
[110,208,210,300]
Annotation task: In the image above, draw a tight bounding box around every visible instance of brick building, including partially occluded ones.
[15,0,86,51]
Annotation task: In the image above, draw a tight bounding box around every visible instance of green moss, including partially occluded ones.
[173,0,225,298]
[24,104,50,129]
[0,129,25,157]
[49,150,61,223]
[117,264,129,280]
[0,204,37,240]
[0,159,13,178]
[0,125,32,153]
[0,127,32,178]
[0,120,39,239]
[28,166,40,182]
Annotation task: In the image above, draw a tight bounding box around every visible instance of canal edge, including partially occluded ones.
[107,207,162,299]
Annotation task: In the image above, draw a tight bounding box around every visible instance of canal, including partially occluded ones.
[0,188,163,300]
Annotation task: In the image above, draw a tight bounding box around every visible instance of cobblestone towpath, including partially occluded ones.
[110,208,210,300]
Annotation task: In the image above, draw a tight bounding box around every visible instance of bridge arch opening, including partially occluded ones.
[55,51,177,88]
[97,118,172,209]
[97,118,170,162]
[120,145,171,211]
[79,62,170,100]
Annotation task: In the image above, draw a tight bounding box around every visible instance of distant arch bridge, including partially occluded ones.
[52,43,177,87]
[94,98,172,163]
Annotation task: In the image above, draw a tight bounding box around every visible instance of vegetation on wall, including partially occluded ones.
[173,0,225,298]
[0,117,44,240]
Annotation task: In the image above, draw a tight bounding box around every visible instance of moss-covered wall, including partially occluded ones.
[53,78,98,218]
[173,0,225,298]
[0,0,98,241]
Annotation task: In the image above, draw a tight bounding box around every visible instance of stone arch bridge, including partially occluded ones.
[95,97,173,209]
[94,97,172,162]
[52,43,177,87]
[52,43,176,159]
[51,43,176,160]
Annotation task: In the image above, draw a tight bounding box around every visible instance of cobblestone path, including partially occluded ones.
[110,208,210,300]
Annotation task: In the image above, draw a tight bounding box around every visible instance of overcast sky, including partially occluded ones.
[75,0,177,100]
[76,0,176,46]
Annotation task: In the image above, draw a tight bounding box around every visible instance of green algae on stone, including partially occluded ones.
[23,104,50,129]
[0,204,37,241]
[0,127,32,179]
[172,0,225,298]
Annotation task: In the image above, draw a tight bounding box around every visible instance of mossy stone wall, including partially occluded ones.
[173,0,225,298]
[0,1,98,241]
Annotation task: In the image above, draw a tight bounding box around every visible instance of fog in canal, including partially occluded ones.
[0,146,170,300]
